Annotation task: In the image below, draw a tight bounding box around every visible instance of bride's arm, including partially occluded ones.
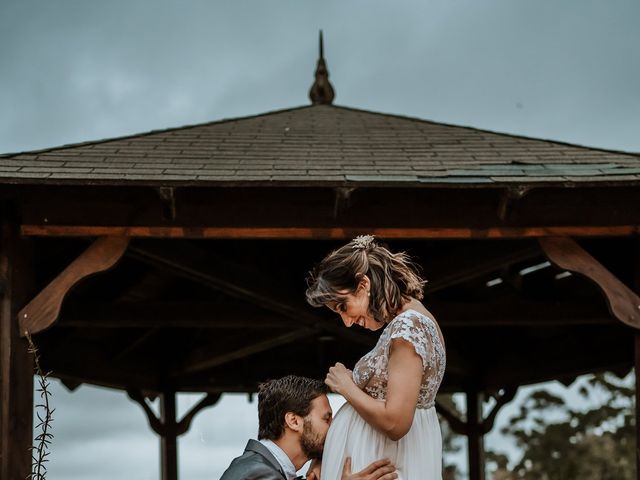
[325,339,423,441]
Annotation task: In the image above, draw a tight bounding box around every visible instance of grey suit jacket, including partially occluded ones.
[219,439,287,480]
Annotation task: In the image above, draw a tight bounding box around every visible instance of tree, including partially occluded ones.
[487,371,635,480]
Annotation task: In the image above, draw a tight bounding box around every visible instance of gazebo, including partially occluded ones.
[2,37,640,479]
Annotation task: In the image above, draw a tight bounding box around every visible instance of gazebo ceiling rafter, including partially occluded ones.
[173,328,321,377]
[54,296,615,330]
[425,244,543,293]
[126,242,378,348]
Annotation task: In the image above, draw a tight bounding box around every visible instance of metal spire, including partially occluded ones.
[309,30,335,105]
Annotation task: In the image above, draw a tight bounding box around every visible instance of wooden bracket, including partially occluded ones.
[539,236,640,329]
[481,387,517,434]
[176,393,221,435]
[333,187,356,218]
[497,186,531,222]
[18,236,129,337]
[435,387,517,436]
[127,390,221,437]
[60,379,82,392]
[157,187,177,221]
[435,400,469,436]
[127,389,165,435]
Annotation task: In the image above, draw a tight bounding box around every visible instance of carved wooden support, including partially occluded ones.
[497,186,531,222]
[127,389,221,437]
[127,389,164,435]
[176,393,222,435]
[18,236,129,336]
[435,400,469,436]
[539,236,640,329]
[435,387,517,437]
[481,387,517,434]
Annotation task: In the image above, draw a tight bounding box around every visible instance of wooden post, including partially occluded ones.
[635,335,640,479]
[129,390,220,480]
[0,221,33,479]
[634,239,640,480]
[466,390,485,480]
[160,390,178,480]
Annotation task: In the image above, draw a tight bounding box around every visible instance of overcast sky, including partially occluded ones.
[2,0,639,155]
[2,0,639,478]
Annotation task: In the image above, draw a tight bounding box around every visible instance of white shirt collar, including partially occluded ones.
[259,439,298,480]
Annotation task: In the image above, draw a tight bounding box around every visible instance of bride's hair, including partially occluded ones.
[305,236,426,323]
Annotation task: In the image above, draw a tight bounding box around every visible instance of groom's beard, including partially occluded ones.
[300,418,324,459]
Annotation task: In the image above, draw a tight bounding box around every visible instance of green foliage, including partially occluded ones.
[488,371,635,480]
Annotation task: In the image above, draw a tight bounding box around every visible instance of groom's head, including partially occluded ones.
[258,375,332,459]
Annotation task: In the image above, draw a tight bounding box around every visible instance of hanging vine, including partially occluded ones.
[25,332,54,480]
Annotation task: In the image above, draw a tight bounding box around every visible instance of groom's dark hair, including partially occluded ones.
[257,375,328,440]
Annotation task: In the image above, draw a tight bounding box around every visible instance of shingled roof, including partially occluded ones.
[1,104,639,186]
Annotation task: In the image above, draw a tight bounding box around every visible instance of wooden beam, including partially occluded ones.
[176,328,320,376]
[466,390,485,480]
[0,222,33,480]
[482,356,632,391]
[427,246,542,293]
[16,185,640,232]
[55,298,615,329]
[41,335,163,391]
[635,334,640,477]
[58,302,299,329]
[432,298,613,327]
[633,238,640,478]
[160,391,178,480]
[126,243,376,348]
[18,236,129,336]
[539,236,640,329]
[21,224,640,239]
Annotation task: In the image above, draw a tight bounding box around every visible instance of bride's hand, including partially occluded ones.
[325,362,354,395]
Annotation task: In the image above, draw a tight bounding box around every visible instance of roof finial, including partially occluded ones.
[309,30,335,105]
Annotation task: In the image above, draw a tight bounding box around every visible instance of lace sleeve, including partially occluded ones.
[387,313,431,370]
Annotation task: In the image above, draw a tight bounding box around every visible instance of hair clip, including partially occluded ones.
[351,234,376,250]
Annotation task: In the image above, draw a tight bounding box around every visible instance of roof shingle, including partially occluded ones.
[1,105,638,186]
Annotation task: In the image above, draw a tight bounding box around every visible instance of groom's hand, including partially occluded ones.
[306,458,321,480]
[341,457,398,480]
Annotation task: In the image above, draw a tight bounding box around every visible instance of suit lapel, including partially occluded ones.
[245,439,287,479]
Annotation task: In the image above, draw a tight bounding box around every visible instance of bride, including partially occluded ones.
[305,235,445,480]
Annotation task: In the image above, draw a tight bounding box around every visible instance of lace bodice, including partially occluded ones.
[352,309,446,409]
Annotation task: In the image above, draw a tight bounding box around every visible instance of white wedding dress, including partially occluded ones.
[320,309,446,480]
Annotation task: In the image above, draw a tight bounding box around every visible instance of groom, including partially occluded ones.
[220,375,397,480]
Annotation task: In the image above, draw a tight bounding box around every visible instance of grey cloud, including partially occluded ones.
[2,0,639,153]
